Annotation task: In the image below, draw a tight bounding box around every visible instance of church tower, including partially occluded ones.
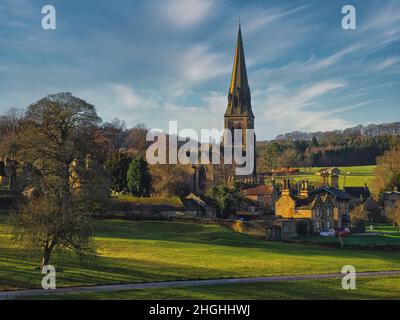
[224,24,256,177]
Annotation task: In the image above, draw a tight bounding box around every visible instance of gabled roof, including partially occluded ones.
[344,187,371,199]
[181,199,205,212]
[185,193,216,207]
[310,186,351,200]
[295,195,318,210]
[243,184,275,196]
[383,191,400,200]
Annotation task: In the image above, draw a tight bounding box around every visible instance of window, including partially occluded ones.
[327,208,331,217]
[327,221,331,228]
[316,221,320,229]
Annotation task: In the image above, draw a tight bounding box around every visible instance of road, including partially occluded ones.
[1,270,400,300]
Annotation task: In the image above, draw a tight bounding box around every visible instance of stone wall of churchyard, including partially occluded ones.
[96,211,306,240]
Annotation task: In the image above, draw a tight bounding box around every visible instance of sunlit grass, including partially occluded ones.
[273,165,376,189]
[2,209,400,292]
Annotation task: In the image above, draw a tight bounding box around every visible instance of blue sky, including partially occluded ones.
[0,0,399,140]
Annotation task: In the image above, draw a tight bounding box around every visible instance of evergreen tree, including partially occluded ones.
[105,152,132,192]
[127,156,152,197]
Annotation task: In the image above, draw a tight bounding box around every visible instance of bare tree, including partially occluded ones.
[9,93,103,267]
[0,108,25,157]
[372,147,400,196]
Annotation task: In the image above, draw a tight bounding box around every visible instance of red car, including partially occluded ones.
[335,228,351,237]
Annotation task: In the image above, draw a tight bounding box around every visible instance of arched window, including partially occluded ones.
[198,166,207,191]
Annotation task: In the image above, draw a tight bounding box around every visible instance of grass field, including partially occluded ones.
[24,276,400,300]
[295,223,400,246]
[2,209,400,294]
[296,234,400,246]
[275,165,376,189]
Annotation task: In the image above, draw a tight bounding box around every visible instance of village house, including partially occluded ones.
[242,182,279,213]
[275,179,351,233]
[184,193,217,218]
[316,167,341,187]
[383,187,400,217]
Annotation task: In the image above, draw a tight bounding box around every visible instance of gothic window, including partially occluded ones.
[198,165,207,191]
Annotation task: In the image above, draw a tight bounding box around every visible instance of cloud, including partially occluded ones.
[255,80,351,137]
[245,4,310,34]
[162,0,215,27]
[374,56,400,71]
[180,44,230,82]
[109,84,156,110]
[76,82,227,139]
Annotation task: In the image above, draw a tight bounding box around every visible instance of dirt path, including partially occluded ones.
[1,270,400,300]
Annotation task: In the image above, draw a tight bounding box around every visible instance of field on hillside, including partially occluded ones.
[25,276,400,300]
[1,209,400,293]
[274,166,376,189]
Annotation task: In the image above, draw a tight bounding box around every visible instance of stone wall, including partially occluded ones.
[97,211,305,241]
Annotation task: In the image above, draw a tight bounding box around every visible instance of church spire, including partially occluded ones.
[225,24,254,118]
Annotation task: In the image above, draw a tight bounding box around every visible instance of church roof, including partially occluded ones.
[225,25,254,118]
[229,26,249,96]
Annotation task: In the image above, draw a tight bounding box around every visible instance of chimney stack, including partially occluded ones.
[300,180,309,197]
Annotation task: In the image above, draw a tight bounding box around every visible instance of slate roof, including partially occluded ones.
[243,185,274,196]
[310,186,351,200]
[181,199,204,212]
[344,187,371,199]
[295,195,318,209]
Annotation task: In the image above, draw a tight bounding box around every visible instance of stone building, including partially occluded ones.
[275,179,351,233]
[383,187,400,217]
[242,183,279,213]
[224,25,255,162]
[317,167,340,187]
[191,25,257,194]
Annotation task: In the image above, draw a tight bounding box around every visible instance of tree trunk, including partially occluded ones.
[41,246,51,269]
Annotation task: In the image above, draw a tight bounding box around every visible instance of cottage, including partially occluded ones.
[242,183,279,212]
[275,179,350,233]
[184,193,217,218]
[383,188,400,217]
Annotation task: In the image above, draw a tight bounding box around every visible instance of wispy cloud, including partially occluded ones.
[180,44,230,82]
[161,0,215,27]
[256,80,351,136]
[0,0,399,140]
[374,56,400,71]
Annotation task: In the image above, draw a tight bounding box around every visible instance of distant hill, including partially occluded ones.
[275,122,400,141]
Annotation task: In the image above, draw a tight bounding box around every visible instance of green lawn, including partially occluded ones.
[2,209,400,293]
[278,165,376,188]
[295,234,400,246]
[21,276,400,300]
[367,224,400,234]
[296,223,400,246]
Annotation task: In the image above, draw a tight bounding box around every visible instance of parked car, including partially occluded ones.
[335,228,351,237]
[320,229,336,237]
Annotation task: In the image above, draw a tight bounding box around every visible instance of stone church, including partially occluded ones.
[192,25,257,195]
